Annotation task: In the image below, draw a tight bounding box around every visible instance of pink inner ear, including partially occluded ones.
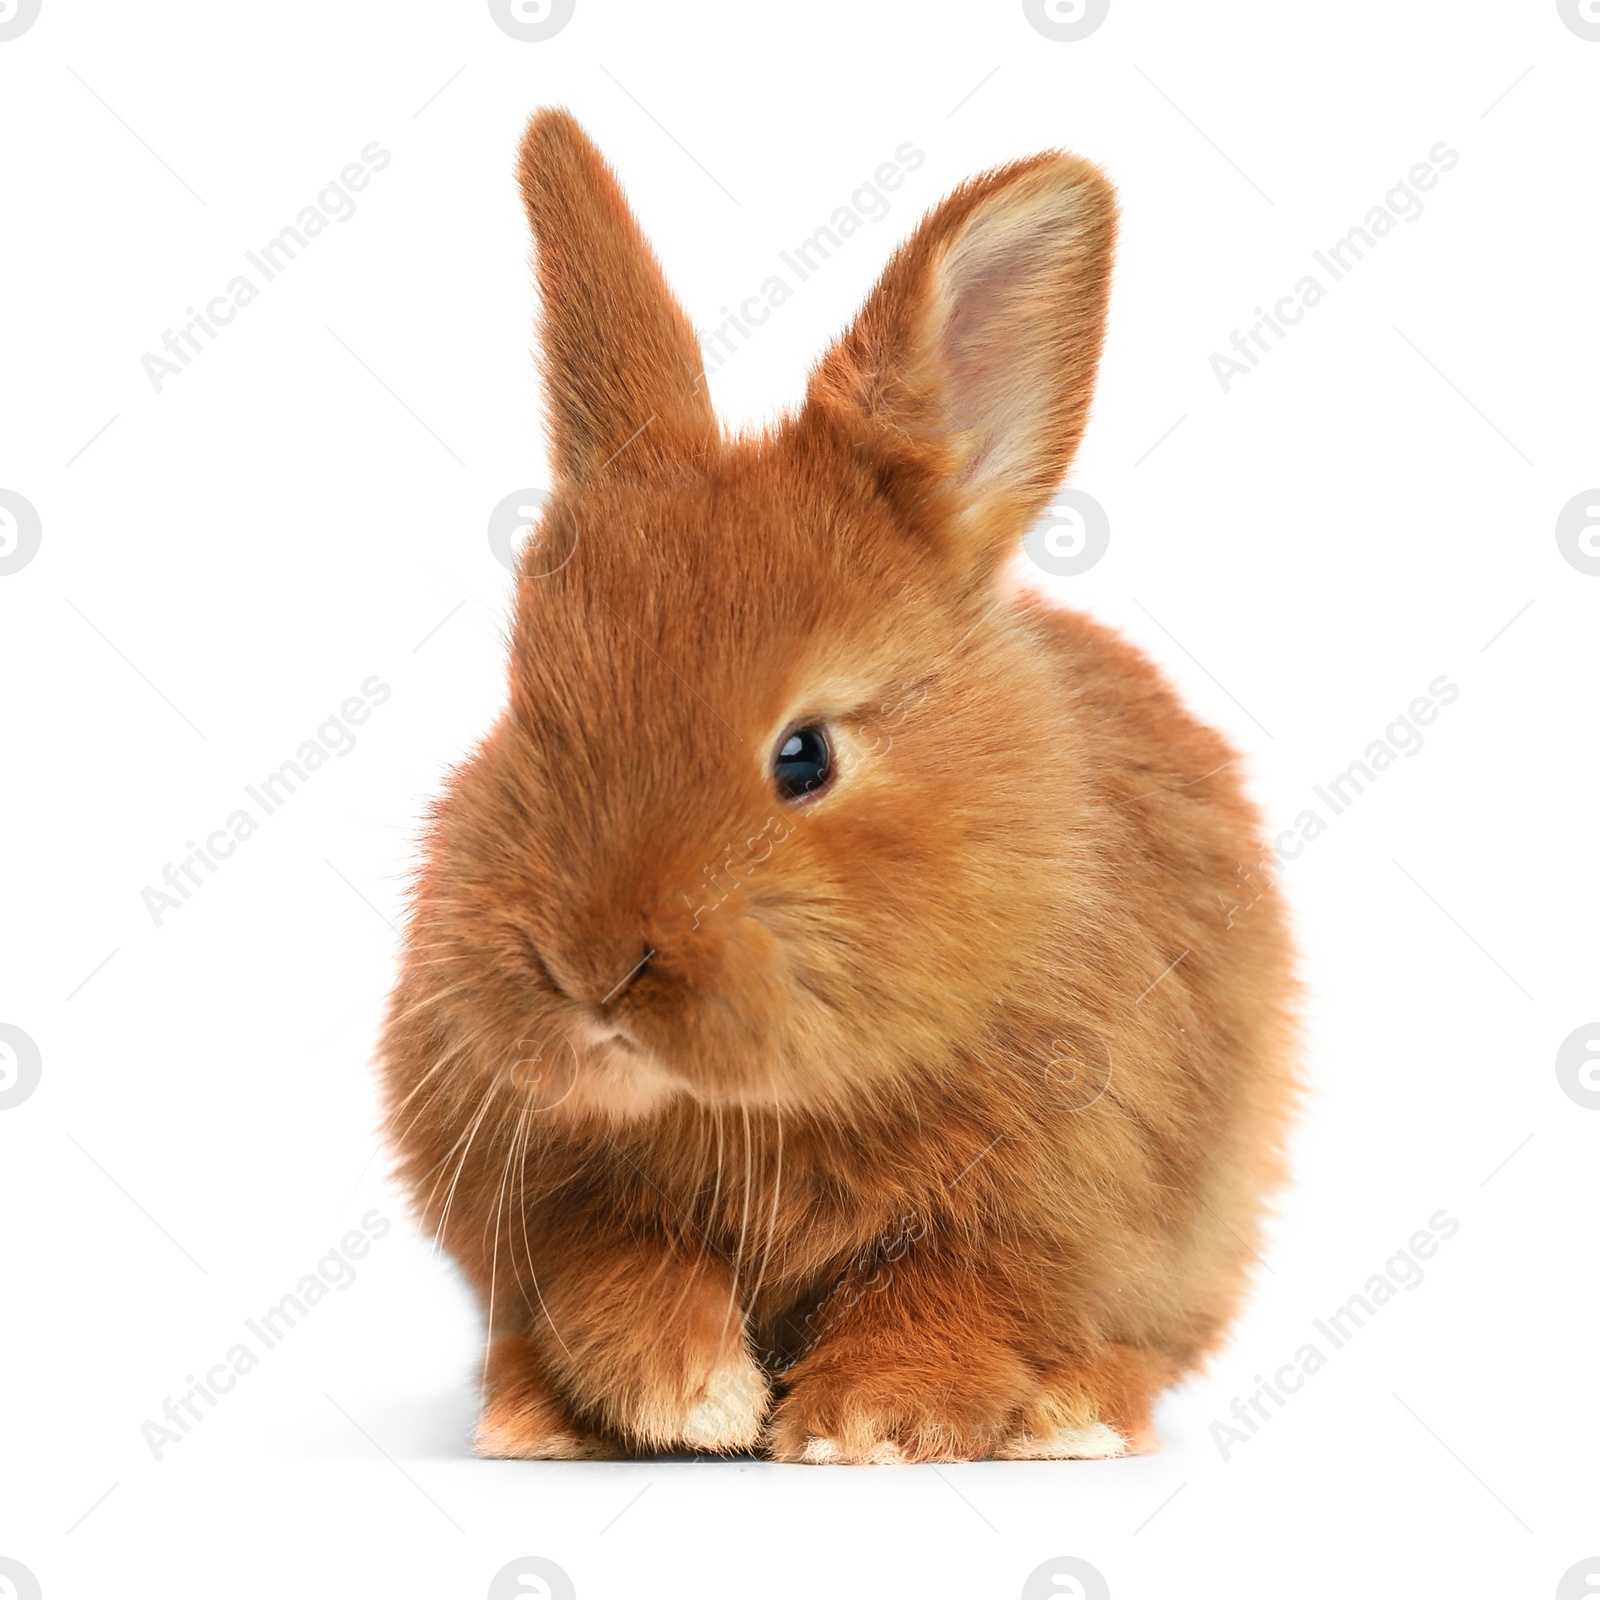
[927,180,1108,522]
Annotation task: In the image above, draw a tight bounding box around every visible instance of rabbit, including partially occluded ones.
[379,108,1298,1464]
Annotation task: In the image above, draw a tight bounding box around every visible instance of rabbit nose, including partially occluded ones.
[538,938,655,1011]
[596,946,655,1006]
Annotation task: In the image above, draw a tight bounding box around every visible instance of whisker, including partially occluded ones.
[481,1104,522,1387]
[514,1105,576,1363]
[385,1032,480,1132]
[742,1085,784,1325]
[719,1102,755,1356]
[706,1105,726,1235]
[430,1082,500,1254]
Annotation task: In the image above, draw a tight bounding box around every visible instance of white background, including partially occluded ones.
[2,2,1597,1597]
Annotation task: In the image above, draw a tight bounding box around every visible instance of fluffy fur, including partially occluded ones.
[379,109,1298,1464]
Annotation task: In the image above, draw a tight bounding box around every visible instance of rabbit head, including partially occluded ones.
[409,110,1117,1122]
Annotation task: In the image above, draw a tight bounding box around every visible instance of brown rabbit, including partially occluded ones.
[380,109,1297,1464]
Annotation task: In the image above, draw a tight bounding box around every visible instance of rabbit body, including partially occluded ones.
[380,111,1297,1463]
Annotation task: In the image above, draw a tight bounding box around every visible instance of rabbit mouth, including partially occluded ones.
[566,1013,642,1057]
[561,1020,702,1119]
[572,1015,688,1086]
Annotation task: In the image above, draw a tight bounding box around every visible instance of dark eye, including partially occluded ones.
[774,724,833,802]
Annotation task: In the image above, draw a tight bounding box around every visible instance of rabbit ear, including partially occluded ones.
[805,153,1116,567]
[517,110,716,484]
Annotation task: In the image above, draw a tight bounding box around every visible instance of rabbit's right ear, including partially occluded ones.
[804,152,1116,576]
[517,110,716,484]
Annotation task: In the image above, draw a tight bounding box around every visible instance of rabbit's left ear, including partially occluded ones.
[804,153,1116,568]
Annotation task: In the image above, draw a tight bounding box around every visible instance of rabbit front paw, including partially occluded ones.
[673,1350,769,1452]
[765,1339,1035,1464]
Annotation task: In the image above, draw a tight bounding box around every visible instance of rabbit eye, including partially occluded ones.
[774,724,832,802]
